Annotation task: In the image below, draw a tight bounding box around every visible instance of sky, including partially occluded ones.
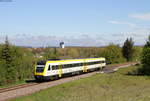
[0,0,150,47]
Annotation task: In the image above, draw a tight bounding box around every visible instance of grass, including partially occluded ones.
[10,66,150,101]
[0,80,26,88]
[0,78,34,88]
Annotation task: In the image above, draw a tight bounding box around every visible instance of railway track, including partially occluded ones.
[0,62,137,94]
[0,62,138,101]
[103,62,138,73]
[0,83,39,93]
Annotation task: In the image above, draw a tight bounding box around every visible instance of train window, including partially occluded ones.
[56,65,59,69]
[86,61,101,66]
[62,64,68,68]
[79,63,82,66]
[59,62,84,69]
[78,63,80,66]
[36,69,44,73]
[48,65,51,70]
[66,64,70,68]
[62,65,64,68]
[51,66,55,70]
[72,63,75,67]
[68,64,72,67]
[102,61,105,63]
[37,60,46,65]
[51,65,59,70]
[62,65,65,68]
[57,65,59,69]
[75,63,78,67]
[71,64,73,67]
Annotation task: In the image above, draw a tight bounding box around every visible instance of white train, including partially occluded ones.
[34,58,106,81]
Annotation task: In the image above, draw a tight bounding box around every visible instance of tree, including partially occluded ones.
[0,37,35,85]
[1,36,16,83]
[99,44,125,64]
[144,35,150,48]
[67,48,79,58]
[122,38,134,61]
[139,35,150,75]
[132,46,142,62]
[44,48,59,60]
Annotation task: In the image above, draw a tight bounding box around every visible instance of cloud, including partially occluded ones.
[111,28,150,46]
[130,13,150,20]
[1,29,150,47]
[1,34,108,47]
[108,20,137,28]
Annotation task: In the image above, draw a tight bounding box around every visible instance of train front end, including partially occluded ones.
[34,60,47,81]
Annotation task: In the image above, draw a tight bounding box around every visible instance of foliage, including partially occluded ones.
[144,35,150,48]
[0,37,16,83]
[0,38,35,85]
[138,35,150,75]
[122,38,134,61]
[67,48,79,58]
[99,44,126,64]
[132,46,142,61]
[43,48,59,60]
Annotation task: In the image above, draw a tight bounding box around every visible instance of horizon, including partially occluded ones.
[0,0,150,47]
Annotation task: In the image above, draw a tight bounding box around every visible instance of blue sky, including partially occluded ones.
[0,0,150,47]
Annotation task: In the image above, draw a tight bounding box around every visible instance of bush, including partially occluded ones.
[99,44,126,64]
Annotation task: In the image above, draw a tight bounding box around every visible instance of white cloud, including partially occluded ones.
[1,29,149,47]
[130,13,150,20]
[108,20,137,28]
[108,20,120,24]
[112,28,150,46]
[0,34,108,47]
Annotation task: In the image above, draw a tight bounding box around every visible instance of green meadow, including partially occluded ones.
[10,66,150,101]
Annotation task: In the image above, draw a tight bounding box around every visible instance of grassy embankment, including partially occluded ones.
[0,81,26,88]
[10,66,150,101]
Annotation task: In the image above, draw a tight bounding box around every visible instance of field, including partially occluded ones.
[10,66,150,101]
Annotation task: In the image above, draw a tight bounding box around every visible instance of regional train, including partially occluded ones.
[34,58,106,81]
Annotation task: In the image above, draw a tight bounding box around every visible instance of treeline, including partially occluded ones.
[0,37,142,85]
[41,43,142,64]
[0,38,35,85]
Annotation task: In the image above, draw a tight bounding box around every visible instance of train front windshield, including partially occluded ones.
[36,61,46,73]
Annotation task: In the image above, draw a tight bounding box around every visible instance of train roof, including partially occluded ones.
[46,57,105,61]
[37,57,105,64]
[37,57,105,65]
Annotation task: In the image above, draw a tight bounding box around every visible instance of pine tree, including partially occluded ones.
[140,35,150,75]
[122,38,134,61]
[1,36,16,83]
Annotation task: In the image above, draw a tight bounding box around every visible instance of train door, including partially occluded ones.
[83,60,87,72]
[58,64,62,77]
